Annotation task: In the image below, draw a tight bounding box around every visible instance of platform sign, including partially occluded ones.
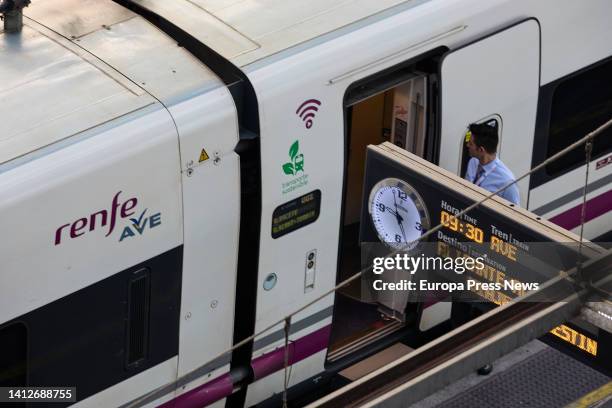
[358,142,608,365]
[359,143,599,288]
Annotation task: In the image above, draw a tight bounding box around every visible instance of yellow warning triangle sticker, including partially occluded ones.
[199,148,210,163]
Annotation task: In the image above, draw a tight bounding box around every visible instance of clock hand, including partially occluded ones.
[398,216,407,242]
[392,191,407,242]
[392,191,404,223]
[384,205,399,217]
[392,190,400,216]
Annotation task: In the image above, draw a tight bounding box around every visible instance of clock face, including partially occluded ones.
[368,178,430,250]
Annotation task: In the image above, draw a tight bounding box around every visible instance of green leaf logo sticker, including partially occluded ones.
[282,163,295,175]
[289,141,299,160]
[282,140,305,175]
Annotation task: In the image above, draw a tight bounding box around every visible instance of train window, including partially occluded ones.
[0,322,27,388]
[546,58,612,176]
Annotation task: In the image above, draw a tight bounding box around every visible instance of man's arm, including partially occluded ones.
[464,158,477,182]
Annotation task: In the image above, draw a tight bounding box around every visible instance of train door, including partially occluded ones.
[329,19,541,364]
[330,51,444,362]
[438,19,541,208]
[170,85,241,397]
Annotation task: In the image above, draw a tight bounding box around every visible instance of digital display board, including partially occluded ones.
[358,143,606,361]
[359,144,587,289]
[272,190,321,238]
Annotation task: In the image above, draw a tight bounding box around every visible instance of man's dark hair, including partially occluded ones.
[469,123,498,154]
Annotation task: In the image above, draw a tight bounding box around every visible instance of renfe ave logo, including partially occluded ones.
[54,191,162,245]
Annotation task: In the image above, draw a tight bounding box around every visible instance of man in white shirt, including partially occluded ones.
[464,123,520,205]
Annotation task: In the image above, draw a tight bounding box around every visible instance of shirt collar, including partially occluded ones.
[480,157,499,174]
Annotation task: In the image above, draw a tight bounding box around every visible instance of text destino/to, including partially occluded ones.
[372,254,485,275]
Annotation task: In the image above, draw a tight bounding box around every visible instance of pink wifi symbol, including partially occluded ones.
[296,99,321,129]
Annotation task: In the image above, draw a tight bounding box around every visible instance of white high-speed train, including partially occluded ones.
[1,0,611,406]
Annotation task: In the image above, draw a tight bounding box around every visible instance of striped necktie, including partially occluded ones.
[474,164,485,185]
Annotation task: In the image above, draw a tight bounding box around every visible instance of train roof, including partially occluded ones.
[1,0,223,166]
[130,0,416,68]
[2,0,420,165]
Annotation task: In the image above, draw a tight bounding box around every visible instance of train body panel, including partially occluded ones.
[170,86,241,383]
[241,0,611,402]
[0,105,182,322]
[529,155,612,239]
[0,103,185,404]
[73,358,178,408]
[2,1,242,405]
[0,0,610,406]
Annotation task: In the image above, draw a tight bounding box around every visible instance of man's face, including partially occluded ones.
[466,133,484,159]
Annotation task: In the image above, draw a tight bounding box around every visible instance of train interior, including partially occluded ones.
[327,54,450,369]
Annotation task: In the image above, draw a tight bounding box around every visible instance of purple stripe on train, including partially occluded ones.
[549,190,612,230]
[160,325,331,408]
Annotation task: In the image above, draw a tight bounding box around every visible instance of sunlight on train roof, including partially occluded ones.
[0,25,153,165]
[132,0,418,67]
[1,0,225,165]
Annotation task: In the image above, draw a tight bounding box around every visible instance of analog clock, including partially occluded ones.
[368,178,430,250]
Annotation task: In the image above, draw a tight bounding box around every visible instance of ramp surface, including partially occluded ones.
[409,341,610,408]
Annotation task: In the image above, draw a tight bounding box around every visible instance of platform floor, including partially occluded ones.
[407,340,611,408]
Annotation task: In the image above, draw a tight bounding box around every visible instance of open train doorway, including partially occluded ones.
[328,50,446,364]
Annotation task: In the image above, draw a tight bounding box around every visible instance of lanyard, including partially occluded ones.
[474,163,497,186]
